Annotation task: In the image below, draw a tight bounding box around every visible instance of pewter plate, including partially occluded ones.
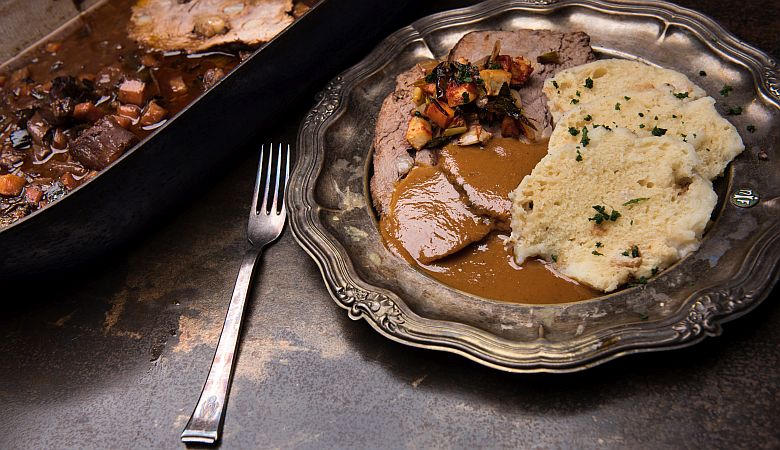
[289,0,780,372]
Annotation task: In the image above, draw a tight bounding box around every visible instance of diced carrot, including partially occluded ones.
[117,103,141,120]
[0,174,27,197]
[74,102,103,122]
[424,100,455,129]
[25,185,43,204]
[111,115,132,129]
[117,79,147,106]
[169,75,188,94]
[60,172,78,190]
[45,41,62,53]
[139,101,167,126]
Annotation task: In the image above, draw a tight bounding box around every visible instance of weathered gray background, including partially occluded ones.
[1,1,778,449]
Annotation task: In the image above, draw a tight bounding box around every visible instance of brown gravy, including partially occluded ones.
[379,137,599,304]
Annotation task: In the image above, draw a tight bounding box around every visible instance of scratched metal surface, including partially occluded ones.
[0,1,778,449]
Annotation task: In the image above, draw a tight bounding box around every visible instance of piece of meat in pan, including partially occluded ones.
[129,0,295,52]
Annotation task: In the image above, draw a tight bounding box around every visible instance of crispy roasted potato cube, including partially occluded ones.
[139,101,167,126]
[73,102,103,122]
[479,69,511,96]
[510,56,534,87]
[445,82,477,107]
[424,100,455,129]
[0,174,27,197]
[405,116,433,150]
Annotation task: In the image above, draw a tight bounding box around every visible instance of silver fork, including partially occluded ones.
[181,143,290,445]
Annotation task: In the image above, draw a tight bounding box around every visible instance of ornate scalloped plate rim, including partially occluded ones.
[289,0,780,372]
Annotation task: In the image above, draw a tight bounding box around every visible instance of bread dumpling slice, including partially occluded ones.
[509,127,716,292]
[543,59,706,122]
[549,89,744,179]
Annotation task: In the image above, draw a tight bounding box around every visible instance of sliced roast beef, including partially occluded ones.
[449,30,595,138]
[370,65,423,215]
[70,116,138,170]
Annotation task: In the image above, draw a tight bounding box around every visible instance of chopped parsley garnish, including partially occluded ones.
[575,90,581,97]
[551,254,558,263]
[631,245,640,258]
[571,98,579,104]
[727,106,743,115]
[580,127,590,147]
[672,115,677,118]
[589,205,620,224]
[622,250,629,256]
[651,126,667,136]
[624,96,631,101]
[747,124,756,133]
[699,70,707,77]
[462,92,470,102]
[576,149,583,162]
[595,242,603,248]
[639,124,645,129]
[552,80,559,88]
[487,62,502,70]
[568,127,580,136]
[674,92,689,99]
[720,85,733,96]
[654,116,659,120]
[584,77,593,88]
[638,112,644,117]
[592,250,604,256]
[584,114,592,121]
[414,111,422,117]
[615,102,621,110]
[623,197,649,206]
[651,267,659,276]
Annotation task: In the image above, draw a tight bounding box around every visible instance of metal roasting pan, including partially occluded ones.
[0,0,412,280]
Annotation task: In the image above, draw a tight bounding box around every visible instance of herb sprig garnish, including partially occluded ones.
[589,205,621,224]
[623,197,649,206]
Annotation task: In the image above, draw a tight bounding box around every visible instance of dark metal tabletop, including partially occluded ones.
[1,1,778,448]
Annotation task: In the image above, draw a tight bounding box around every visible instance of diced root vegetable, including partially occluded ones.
[117,103,141,120]
[60,172,78,190]
[445,82,477,107]
[424,100,455,129]
[479,69,511,96]
[117,79,147,106]
[73,102,103,121]
[111,115,133,129]
[139,101,167,126]
[25,185,43,204]
[405,116,433,150]
[169,75,188,94]
[0,174,27,197]
[510,56,534,87]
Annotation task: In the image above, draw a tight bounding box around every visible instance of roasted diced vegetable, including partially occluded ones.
[117,79,147,106]
[479,69,511,96]
[139,101,167,126]
[445,81,477,107]
[510,56,534,87]
[405,116,433,150]
[0,174,26,197]
[424,100,456,128]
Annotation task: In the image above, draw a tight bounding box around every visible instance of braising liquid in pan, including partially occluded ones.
[380,137,598,304]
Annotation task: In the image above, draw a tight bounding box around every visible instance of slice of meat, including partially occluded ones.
[449,30,595,138]
[129,0,294,53]
[370,65,424,215]
[380,165,492,265]
[71,116,139,170]
[438,137,548,223]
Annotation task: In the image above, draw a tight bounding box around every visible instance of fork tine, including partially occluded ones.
[280,144,290,214]
[260,143,275,212]
[271,143,283,214]
[250,144,265,215]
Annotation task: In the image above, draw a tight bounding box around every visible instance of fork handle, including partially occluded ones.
[181,247,263,444]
